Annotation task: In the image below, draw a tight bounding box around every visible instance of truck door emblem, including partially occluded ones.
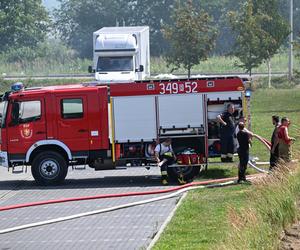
[21,124,33,139]
[91,131,99,137]
[147,83,155,91]
[207,81,215,87]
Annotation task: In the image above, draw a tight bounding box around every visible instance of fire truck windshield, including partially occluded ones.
[0,101,8,128]
[97,56,133,72]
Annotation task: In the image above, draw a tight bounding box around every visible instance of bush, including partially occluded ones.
[0,40,91,75]
[0,40,77,65]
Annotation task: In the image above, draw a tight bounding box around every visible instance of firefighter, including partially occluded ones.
[270,115,280,170]
[217,103,236,162]
[234,116,250,150]
[154,138,176,185]
[236,122,251,183]
[278,117,295,163]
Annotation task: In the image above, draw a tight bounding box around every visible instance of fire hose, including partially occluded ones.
[0,176,244,212]
[0,177,261,235]
[0,135,271,234]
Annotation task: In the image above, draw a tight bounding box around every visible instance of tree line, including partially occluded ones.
[0,0,299,76]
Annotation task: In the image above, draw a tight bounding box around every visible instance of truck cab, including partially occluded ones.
[90,26,150,83]
[0,84,109,185]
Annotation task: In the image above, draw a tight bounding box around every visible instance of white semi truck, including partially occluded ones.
[89,26,150,83]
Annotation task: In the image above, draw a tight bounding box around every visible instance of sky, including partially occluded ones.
[43,0,60,10]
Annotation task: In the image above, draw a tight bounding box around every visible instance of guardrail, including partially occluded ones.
[2,72,288,80]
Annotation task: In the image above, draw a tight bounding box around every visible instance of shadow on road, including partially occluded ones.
[0,175,169,191]
[0,168,236,191]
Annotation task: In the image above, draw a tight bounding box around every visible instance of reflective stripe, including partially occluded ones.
[161,171,168,175]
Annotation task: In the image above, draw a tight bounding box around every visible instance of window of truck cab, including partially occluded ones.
[61,98,83,119]
[0,101,8,128]
[18,100,41,124]
[97,56,133,72]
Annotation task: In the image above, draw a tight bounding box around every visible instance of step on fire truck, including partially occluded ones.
[0,77,247,185]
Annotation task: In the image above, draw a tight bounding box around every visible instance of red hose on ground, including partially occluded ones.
[0,175,260,212]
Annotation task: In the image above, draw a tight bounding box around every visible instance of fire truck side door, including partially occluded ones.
[7,98,46,159]
[55,96,90,153]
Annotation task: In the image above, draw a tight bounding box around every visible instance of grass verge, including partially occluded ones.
[153,88,300,250]
[1,53,299,76]
[220,163,300,250]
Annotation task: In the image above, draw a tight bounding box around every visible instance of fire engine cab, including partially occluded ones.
[0,77,246,185]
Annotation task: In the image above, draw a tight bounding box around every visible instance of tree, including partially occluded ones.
[228,0,289,81]
[54,0,176,58]
[295,35,300,77]
[253,0,289,87]
[162,0,217,78]
[54,0,131,58]
[129,0,175,56]
[228,1,265,76]
[0,0,49,52]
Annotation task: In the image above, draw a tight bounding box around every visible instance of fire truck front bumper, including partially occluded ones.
[0,151,8,168]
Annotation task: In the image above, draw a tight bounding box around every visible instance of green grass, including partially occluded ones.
[0,53,299,76]
[251,89,300,160]
[153,88,300,250]
[0,58,91,76]
[152,53,299,75]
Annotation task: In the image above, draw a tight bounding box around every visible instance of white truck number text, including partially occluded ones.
[159,82,198,95]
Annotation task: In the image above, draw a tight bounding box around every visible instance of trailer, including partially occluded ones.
[0,77,246,185]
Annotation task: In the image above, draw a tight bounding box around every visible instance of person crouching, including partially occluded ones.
[236,122,251,183]
[154,138,176,185]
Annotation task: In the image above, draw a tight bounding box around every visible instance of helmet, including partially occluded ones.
[11,82,24,92]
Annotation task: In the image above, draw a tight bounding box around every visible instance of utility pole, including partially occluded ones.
[288,0,293,80]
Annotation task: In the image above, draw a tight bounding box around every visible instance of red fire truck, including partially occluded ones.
[0,77,246,185]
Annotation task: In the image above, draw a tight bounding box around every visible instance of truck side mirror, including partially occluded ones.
[88,66,95,73]
[10,102,20,126]
[136,65,144,72]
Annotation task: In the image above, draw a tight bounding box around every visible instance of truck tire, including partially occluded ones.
[31,151,68,185]
[167,166,201,182]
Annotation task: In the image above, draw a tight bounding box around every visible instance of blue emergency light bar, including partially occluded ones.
[245,89,251,98]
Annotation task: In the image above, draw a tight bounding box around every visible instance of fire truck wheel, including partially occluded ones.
[167,166,201,182]
[31,151,68,185]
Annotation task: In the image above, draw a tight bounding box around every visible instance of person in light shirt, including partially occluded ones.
[154,138,177,185]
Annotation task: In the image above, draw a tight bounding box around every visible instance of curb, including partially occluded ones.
[147,192,188,250]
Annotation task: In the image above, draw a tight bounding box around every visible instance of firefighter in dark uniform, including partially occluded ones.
[217,103,235,162]
[270,115,280,170]
[236,122,251,183]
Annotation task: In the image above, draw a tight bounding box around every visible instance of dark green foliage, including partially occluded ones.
[0,0,49,52]
[295,36,300,76]
[228,0,289,75]
[53,0,299,59]
[162,1,217,77]
[0,40,75,63]
[54,0,176,58]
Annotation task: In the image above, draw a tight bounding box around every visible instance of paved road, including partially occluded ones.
[0,166,180,250]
